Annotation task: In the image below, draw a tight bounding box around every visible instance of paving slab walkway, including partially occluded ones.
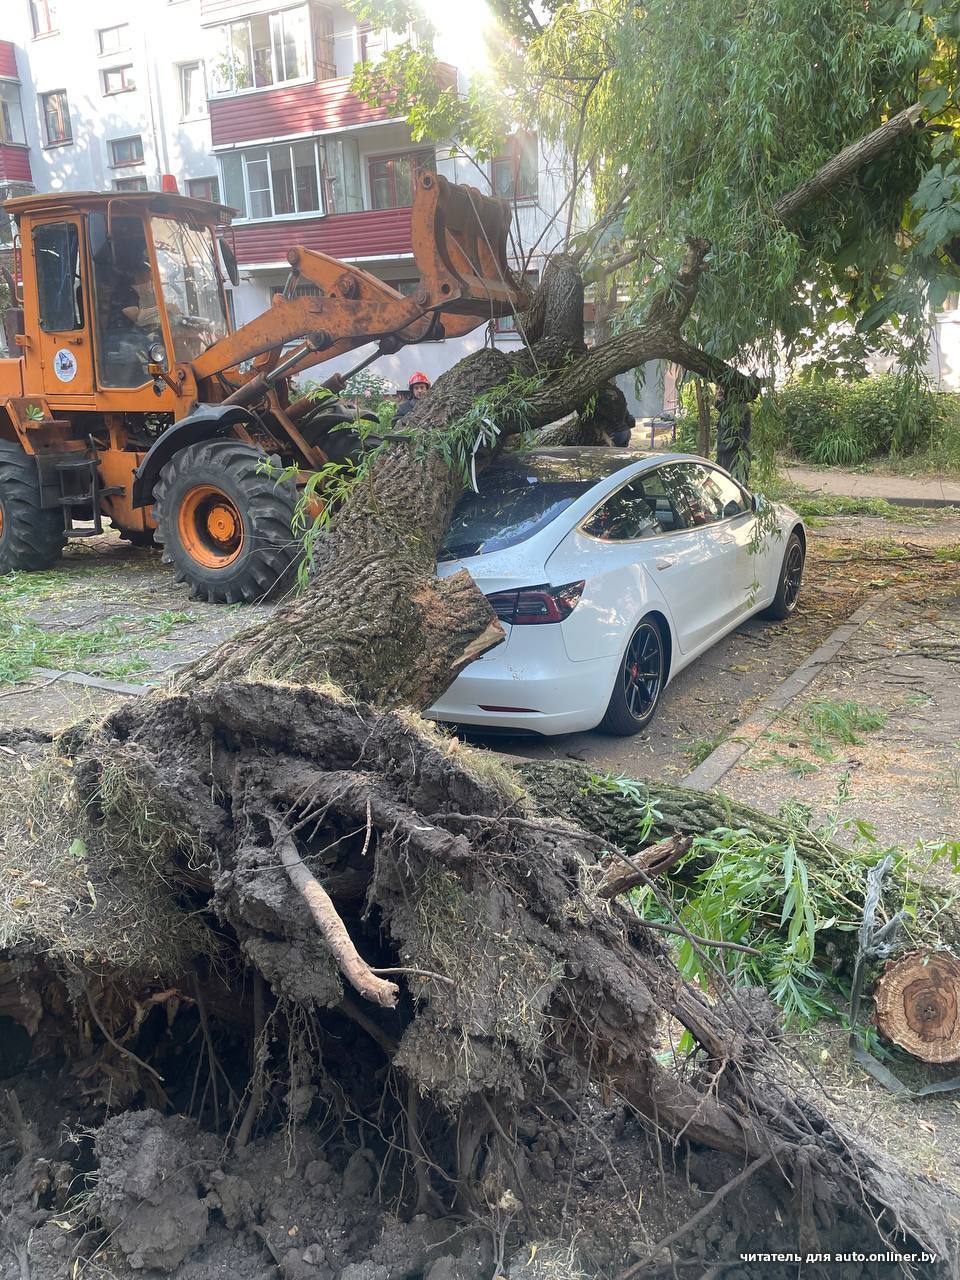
[785,464,960,506]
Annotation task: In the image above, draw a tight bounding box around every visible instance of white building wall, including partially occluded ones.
[7,0,213,194]
[6,3,664,413]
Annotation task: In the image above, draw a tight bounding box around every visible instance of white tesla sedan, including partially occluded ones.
[427,448,805,736]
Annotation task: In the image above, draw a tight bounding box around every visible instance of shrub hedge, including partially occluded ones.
[774,374,950,465]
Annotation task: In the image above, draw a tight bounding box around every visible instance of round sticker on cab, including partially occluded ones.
[54,349,78,383]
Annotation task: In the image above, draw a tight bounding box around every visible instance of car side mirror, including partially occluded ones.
[750,492,763,512]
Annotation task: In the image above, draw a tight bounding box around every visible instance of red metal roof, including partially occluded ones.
[231,206,413,265]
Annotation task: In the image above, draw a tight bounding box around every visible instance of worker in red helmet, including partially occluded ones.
[395,371,431,419]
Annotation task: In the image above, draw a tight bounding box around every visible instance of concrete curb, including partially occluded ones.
[681,588,898,793]
[30,667,153,697]
[863,496,959,510]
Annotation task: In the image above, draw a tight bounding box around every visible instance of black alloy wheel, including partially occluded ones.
[598,618,665,735]
[783,540,804,609]
[763,530,805,620]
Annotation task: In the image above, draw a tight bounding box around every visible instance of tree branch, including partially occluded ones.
[773,102,924,223]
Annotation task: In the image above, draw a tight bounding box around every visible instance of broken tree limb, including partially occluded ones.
[269,817,400,1009]
[597,834,693,897]
[773,102,925,223]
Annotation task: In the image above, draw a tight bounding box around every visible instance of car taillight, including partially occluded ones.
[486,580,585,625]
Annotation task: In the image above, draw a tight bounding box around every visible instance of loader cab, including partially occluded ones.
[6,190,233,410]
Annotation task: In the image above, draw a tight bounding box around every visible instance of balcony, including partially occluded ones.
[209,64,456,148]
[229,205,413,267]
[0,41,31,185]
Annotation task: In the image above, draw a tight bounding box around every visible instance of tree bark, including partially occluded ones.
[695,378,711,457]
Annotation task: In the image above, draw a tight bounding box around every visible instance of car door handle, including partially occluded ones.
[655,557,675,571]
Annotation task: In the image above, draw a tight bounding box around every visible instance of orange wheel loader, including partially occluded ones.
[0,176,524,602]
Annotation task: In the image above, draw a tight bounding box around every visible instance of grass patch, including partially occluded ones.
[685,735,723,769]
[800,698,886,748]
[749,751,821,778]
[0,752,213,976]
[0,604,195,687]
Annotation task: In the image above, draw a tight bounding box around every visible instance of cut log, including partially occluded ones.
[875,950,960,1063]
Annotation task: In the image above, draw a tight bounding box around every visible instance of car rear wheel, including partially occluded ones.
[598,617,665,736]
[154,440,300,603]
[763,530,805,620]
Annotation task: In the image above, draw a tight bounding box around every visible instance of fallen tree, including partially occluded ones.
[4,39,960,1280]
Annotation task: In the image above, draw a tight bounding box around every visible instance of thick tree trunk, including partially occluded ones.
[182,347,515,707]
[716,400,753,484]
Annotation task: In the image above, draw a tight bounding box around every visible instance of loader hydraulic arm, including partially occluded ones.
[190,174,527,388]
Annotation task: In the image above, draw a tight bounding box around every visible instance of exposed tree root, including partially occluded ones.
[0,682,952,1277]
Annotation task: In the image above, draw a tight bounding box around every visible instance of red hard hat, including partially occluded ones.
[408,371,430,387]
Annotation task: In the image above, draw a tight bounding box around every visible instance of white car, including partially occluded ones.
[427,447,805,736]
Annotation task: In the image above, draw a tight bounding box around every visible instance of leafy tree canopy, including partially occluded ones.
[347,0,960,380]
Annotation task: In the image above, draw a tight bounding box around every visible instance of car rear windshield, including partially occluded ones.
[439,457,598,560]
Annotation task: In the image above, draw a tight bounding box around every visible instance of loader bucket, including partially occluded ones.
[411,173,527,319]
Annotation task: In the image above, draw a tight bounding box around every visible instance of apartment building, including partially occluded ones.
[0,0,661,407]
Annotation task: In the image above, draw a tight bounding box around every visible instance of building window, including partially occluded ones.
[114,176,148,192]
[496,270,539,331]
[368,150,435,211]
[186,176,220,203]
[491,133,538,202]
[109,136,144,166]
[30,0,57,37]
[101,65,136,95]
[314,5,336,80]
[220,140,323,220]
[211,5,311,95]
[97,24,129,54]
[178,62,207,120]
[357,24,385,64]
[0,83,26,146]
[40,90,71,145]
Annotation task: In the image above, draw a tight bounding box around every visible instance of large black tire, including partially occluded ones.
[0,441,65,574]
[597,616,666,736]
[153,439,301,604]
[762,529,805,620]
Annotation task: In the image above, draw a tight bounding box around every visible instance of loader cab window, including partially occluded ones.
[34,222,84,332]
[151,216,228,361]
[89,210,157,387]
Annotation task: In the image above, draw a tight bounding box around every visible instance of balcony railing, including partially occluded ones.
[209,64,456,147]
[228,205,413,266]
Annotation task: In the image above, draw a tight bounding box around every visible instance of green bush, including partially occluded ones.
[775,373,950,463]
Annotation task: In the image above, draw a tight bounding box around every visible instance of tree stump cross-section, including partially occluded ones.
[874,950,960,1063]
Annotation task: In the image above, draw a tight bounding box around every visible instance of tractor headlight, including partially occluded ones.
[148,343,167,366]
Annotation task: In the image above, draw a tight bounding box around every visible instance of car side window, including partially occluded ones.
[581,470,686,541]
[658,463,716,527]
[691,464,751,521]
